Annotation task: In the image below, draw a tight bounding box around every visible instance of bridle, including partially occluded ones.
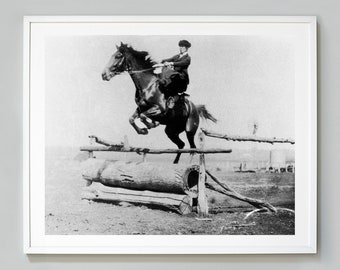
[111,53,156,76]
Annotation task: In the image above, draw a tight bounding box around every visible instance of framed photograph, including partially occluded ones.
[23,16,317,254]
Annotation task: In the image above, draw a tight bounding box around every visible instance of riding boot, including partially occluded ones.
[167,96,175,109]
[165,105,175,119]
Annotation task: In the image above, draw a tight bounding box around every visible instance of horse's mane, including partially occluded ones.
[119,43,156,69]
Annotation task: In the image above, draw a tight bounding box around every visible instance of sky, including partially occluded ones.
[45,35,295,151]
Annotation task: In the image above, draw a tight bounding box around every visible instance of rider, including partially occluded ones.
[159,40,191,102]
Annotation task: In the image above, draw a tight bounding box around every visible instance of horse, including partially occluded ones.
[101,42,217,163]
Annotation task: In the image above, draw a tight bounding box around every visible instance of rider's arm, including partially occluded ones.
[172,56,191,67]
[161,55,177,63]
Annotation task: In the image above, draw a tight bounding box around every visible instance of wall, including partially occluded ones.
[0,0,338,269]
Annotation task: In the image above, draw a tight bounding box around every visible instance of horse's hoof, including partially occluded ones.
[139,128,148,135]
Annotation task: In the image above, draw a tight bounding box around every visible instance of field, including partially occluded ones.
[45,148,295,235]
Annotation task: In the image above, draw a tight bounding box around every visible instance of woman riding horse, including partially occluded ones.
[101,42,216,163]
[159,40,192,101]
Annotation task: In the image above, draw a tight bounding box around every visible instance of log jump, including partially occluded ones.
[81,159,200,215]
[80,133,234,216]
[80,131,285,217]
[82,159,200,194]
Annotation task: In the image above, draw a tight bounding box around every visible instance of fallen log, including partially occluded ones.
[205,170,277,212]
[82,184,195,215]
[81,159,200,194]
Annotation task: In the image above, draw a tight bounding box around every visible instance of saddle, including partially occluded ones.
[158,67,188,99]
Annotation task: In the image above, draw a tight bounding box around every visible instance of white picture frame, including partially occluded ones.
[23,16,317,254]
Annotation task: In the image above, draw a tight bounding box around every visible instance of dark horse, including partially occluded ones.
[102,43,217,163]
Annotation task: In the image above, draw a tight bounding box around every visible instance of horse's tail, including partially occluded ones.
[196,104,217,123]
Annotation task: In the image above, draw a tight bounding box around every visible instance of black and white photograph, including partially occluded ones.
[24,17,316,253]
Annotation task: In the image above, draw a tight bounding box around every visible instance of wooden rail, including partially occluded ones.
[81,135,232,155]
[80,145,232,154]
[201,128,295,144]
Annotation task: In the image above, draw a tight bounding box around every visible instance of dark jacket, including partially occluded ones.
[161,53,191,84]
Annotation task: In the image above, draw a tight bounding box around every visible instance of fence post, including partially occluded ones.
[197,132,209,217]
[123,135,129,161]
[88,135,95,159]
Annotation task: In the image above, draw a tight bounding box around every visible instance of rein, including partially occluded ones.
[127,63,165,74]
[127,67,155,74]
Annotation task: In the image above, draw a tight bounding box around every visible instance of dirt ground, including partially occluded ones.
[45,149,295,235]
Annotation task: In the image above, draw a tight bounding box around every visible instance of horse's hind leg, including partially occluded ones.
[186,131,197,149]
[185,103,199,162]
[186,131,197,163]
[165,125,185,164]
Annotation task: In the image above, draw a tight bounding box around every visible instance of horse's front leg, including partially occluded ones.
[139,105,162,129]
[129,109,148,135]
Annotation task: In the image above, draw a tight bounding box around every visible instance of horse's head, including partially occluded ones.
[102,42,128,81]
[101,42,129,81]
[102,42,155,81]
